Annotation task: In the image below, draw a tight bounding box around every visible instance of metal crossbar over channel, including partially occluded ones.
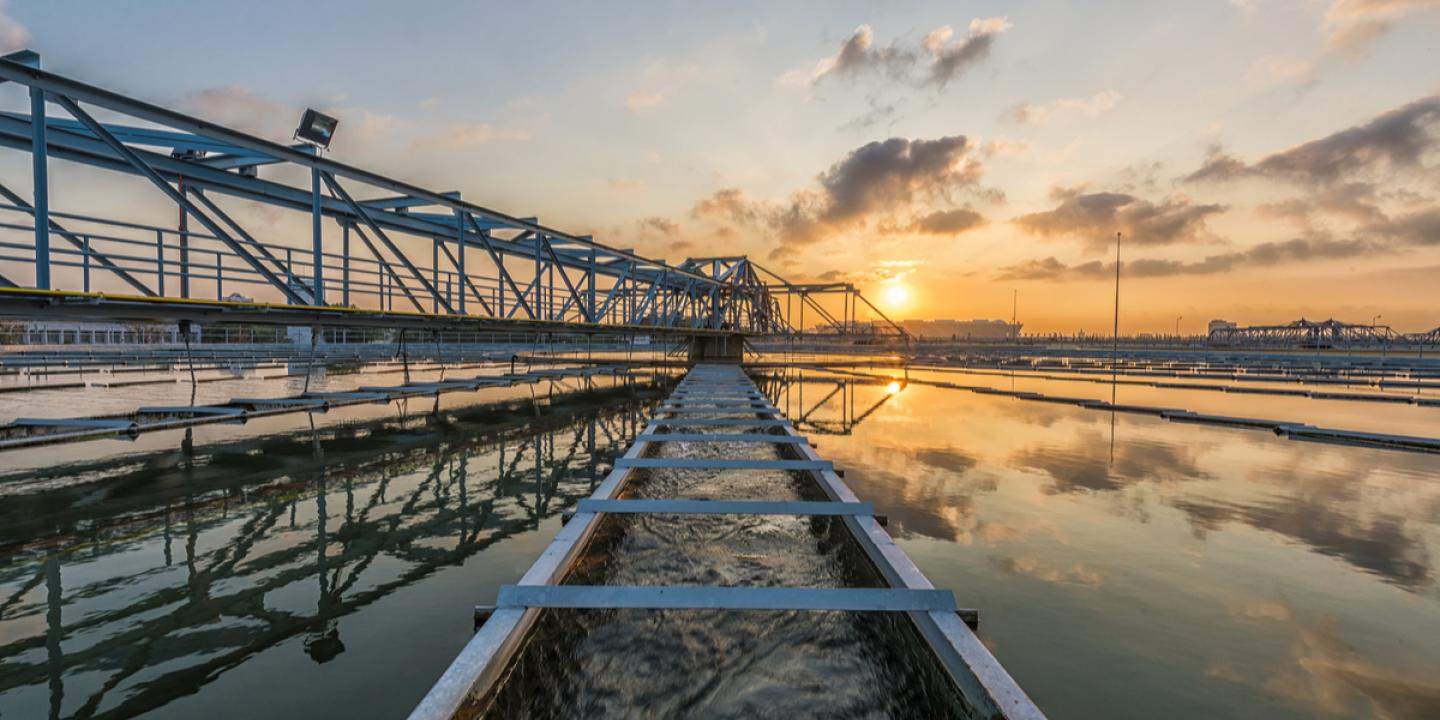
[408,364,1046,720]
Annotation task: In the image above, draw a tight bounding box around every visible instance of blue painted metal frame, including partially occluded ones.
[0,52,796,335]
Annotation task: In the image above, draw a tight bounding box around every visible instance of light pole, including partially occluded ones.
[1112,231,1121,379]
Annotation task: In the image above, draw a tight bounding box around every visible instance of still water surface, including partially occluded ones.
[779,370,1440,719]
[0,369,1437,718]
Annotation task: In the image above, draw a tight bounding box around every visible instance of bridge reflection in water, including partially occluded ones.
[0,386,672,720]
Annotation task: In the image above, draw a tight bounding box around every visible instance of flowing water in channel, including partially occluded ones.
[1,366,1438,719]
[481,423,966,718]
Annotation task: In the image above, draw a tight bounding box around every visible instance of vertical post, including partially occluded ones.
[534,236,543,320]
[588,248,596,324]
[178,177,190,299]
[497,254,506,317]
[156,230,166,296]
[215,250,224,300]
[82,235,90,292]
[311,167,324,305]
[432,234,440,313]
[341,222,351,307]
[1112,231,1121,374]
[455,210,467,314]
[30,84,50,289]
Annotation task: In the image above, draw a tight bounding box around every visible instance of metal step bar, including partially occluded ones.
[495,585,958,612]
[576,498,874,516]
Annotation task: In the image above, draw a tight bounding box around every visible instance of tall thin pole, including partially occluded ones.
[1112,231,1121,381]
[1110,232,1121,465]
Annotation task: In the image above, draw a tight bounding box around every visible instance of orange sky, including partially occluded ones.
[1,1,1437,334]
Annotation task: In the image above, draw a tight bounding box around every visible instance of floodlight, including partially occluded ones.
[294,109,338,149]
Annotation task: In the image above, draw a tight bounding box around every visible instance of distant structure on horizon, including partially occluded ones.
[1208,319,1237,334]
[1207,317,1439,348]
[899,318,1021,340]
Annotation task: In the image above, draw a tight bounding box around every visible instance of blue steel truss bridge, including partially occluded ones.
[0,51,905,344]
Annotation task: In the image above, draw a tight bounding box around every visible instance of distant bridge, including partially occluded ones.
[1208,318,1440,349]
[0,51,895,343]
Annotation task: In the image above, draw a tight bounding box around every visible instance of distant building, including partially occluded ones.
[899,319,1021,339]
[1,320,199,346]
[1208,319,1237,334]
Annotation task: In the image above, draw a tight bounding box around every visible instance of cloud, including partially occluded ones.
[806,25,914,85]
[625,90,665,113]
[908,208,987,235]
[689,135,988,258]
[1324,0,1440,57]
[922,17,1011,88]
[995,232,1386,281]
[690,187,763,224]
[1362,206,1440,246]
[0,1,29,53]
[816,135,981,225]
[1186,94,1440,185]
[433,122,530,146]
[1244,55,1317,90]
[180,85,290,138]
[786,18,1009,89]
[333,109,401,144]
[1184,144,1252,183]
[840,97,899,130]
[1004,90,1122,125]
[1256,182,1389,227]
[636,216,679,236]
[1012,186,1226,249]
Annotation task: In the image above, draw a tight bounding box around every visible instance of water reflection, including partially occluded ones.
[754,369,900,435]
[772,373,1440,719]
[0,390,654,720]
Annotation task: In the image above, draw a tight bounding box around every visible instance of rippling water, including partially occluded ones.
[482,430,965,718]
[0,378,658,720]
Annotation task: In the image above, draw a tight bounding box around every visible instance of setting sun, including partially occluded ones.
[882,283,911,310]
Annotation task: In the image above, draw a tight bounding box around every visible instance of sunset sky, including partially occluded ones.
[2,0,1438,333]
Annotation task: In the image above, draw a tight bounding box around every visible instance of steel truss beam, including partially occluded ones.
[0,53,879,337]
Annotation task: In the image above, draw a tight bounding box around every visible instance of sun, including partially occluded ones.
[882,283,911,309]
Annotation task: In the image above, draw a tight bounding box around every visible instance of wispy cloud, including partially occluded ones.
[995,233,1382,281]
[690,135,992,258]
[781,18,1010,90]
[180,85,290,138]
[625,90,665,113]
[1013,186,1226,250]
[1324,0,1440,57]
[1185,94,1440,186]
[922,17,1011,88]
[408,122,531,151]
[0,1,29,53]
[1003,90,1122,125]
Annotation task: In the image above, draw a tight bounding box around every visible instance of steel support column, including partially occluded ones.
[311,166,324,305]
[30,83,48,289]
